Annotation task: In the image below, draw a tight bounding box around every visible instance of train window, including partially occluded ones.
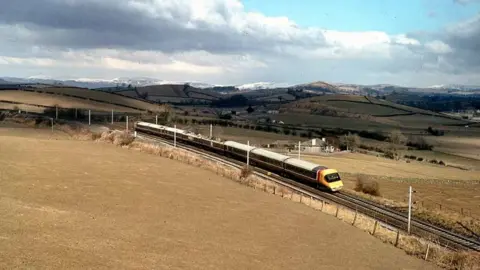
[324,173,341,183]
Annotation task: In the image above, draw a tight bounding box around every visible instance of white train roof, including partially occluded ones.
[251,148,290,162]
[224,141,256,152]
[284,158,325,171]
[137,122,186,134]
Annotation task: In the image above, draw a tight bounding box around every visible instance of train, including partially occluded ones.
[134,121,344,192]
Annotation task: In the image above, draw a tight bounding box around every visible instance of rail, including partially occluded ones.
[134,130,480,252]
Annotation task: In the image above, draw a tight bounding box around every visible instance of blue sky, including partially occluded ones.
[242,0,480,34]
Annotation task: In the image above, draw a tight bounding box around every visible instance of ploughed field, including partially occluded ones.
[0,127,437,270]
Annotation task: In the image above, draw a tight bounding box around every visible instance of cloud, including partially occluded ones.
[0,0,479,86]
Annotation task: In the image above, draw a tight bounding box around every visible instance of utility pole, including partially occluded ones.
[174,124,177,147]
[210,124,213,138]
[88,110,91,125]
[55,106,58,120]
[126,116,129,131]
[298,141,301,159]
[247,141,250,168]
[111,109,114,124]
[155,115,158,125]
[50,118,54,132]
[408,186,413,234]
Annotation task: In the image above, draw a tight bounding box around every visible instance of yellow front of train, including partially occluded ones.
[320,169,344,192]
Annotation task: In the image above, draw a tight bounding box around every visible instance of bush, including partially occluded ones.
[240,165,253,179]
[430,159,438,164]
[417,157,424,161]
[407,136,433,150]
[354,175,381,196]
[438,160,445,166]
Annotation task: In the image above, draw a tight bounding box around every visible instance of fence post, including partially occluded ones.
[395,230,400,247]
[50,118,54,132]
[425,244,430,261]
[55,106,58,120]
[88,110,91,125]
[155,115,158,125]
[372,221,378,235]
[273,187,276,195]
[111,109,114,124]
[320,200,324,211]
[352,209,358,226]
[126,116,129,131]
[335,205,339,217]
[75,108,77,119]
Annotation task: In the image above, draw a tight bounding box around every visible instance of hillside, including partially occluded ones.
[277,94,470,131]
[0,127,437,270]
[105,84,222,104]
[0,86,165,113]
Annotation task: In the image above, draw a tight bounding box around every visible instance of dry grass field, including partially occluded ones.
[0,88,164,113]
[427,136,480,161]
[303,153,480,216]
[0,127,437,270]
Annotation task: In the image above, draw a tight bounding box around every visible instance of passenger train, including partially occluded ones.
[134,121,344,192]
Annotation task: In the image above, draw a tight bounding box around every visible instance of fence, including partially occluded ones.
[0,105,166,132]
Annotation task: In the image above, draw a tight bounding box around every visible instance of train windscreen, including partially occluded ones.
[325,173,341,183]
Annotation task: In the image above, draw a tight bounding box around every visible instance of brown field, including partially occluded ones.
[0,90,139,113]
[0,88,164,113]
[303,153,480,216]
[427,136,480,161]
[0,127,437,270]
[34,87,164,112]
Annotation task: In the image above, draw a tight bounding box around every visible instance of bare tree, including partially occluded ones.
[341,132,361,151]
[388,130,407,159]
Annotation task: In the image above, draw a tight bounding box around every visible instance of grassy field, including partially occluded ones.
[0,87,164,113]
[302,152,480,216]
[427,136,480,160]
[0,127,438,270]
[277,94,471,132]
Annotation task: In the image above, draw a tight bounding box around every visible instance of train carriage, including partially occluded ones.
[134,122,343,192]
[249,147,290,176]
[224,141,255,163]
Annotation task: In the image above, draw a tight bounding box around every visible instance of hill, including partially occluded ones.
[0,126,437,270]
[103,84,222,104]
[276,94,470,131]
[0,86,165,113]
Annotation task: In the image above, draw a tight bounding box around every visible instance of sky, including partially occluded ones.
[0,0,480,87]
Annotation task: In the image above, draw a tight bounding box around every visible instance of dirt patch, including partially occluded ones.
[0,128,437,270]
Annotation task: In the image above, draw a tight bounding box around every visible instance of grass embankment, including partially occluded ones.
[345,174,480,240]
[2,114,479,269]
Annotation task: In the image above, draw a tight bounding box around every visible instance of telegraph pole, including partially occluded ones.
[408,186,413,234]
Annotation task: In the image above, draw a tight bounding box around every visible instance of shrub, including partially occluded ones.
[417,157,424,161]
[430,159,438,164]
[354,175,381,196]
[407,136,433,150]
[438,160,445,166]
[240,165,253,179]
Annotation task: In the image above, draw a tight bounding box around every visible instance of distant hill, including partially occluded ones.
[276,94,470,131]
[104,84,222,104]
[0,86,165,113]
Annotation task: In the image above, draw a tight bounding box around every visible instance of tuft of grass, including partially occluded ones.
[240,165,253,179]
[354,174,381,196]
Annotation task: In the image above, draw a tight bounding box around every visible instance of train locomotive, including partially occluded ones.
[134,121,343,192]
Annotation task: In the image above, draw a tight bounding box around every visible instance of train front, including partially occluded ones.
[321,169,344,192]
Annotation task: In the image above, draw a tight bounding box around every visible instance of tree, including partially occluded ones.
[341,132,360,151]
[389,130,407,145]
[246,106,254,114]
[388,130,407,159]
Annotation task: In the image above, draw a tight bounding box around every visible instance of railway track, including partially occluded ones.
[135,131,480,252]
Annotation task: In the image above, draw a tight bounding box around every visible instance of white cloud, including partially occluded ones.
[0,0,478,86]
